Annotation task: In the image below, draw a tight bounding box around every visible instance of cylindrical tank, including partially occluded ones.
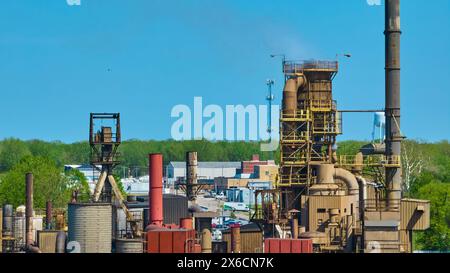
[55,231,66,253]
[201,229,212,253]
[68,203,112,253]
[180,218,193,229]
[316,164,334,184]
[114,238,143,253]
[2,205,13,237]
[231,225,241,253]
[149,153,163,227]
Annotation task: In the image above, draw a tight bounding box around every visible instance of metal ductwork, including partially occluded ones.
[385,0,402,209]
[334,168,359,196]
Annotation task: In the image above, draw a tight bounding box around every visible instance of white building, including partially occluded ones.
[167,161,241,184]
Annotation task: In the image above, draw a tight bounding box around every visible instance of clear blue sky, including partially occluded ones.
[0,0,449,143]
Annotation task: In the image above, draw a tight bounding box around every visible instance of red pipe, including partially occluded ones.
[149,153,163,227]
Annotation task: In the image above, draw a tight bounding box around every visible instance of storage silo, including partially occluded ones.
[68,203,112,253]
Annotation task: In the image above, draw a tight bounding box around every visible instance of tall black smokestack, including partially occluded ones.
[385,0,402,209]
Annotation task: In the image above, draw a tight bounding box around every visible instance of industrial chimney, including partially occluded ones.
[149,153,163,227]
[385,0,402,210]
[25,173,34,247]
[186,151,198,201]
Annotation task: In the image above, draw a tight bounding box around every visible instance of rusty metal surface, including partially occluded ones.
[385,0,402,210]
[264,238,313,254]
[149,153,164,227]
[146,229,196,253]
[115,238,143,253]
[45,201,52,230]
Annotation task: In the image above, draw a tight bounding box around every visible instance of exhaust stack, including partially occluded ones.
[45,201,52,230]
[149,154,163,227]
[186,152,198,201]
[25,173,34,247]
[385,0,402,209]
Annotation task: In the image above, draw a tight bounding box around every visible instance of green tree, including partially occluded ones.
[0,138,31,172]
[0,156,86,208]
[415,182,450,251]
[65,168,91,202]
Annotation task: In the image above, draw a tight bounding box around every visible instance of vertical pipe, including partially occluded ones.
[291,218,298,239]
[149,154,163,227]
[186,152,198,201]
[231,225,241,253]
[385,0,402,210]
[46,201,52,230]
[25,173,34,246]
[55,231,66,253]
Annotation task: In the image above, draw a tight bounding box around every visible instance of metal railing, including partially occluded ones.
[284,60,338,74]
[336,155,401,167]
[90,151,121,164]
[281,110,311,121]
[309,100,336,111]
[277,174,308,186]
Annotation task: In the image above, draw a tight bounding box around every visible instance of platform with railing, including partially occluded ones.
[336,155,401,168]
[284,60,338,74]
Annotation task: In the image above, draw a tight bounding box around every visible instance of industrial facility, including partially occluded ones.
[0,0,432,254]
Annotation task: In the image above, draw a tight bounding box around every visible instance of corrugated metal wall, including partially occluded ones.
[163,194,188,225]
[400,199,430,230]
[222,231,263,253]
[37,231,58,253]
